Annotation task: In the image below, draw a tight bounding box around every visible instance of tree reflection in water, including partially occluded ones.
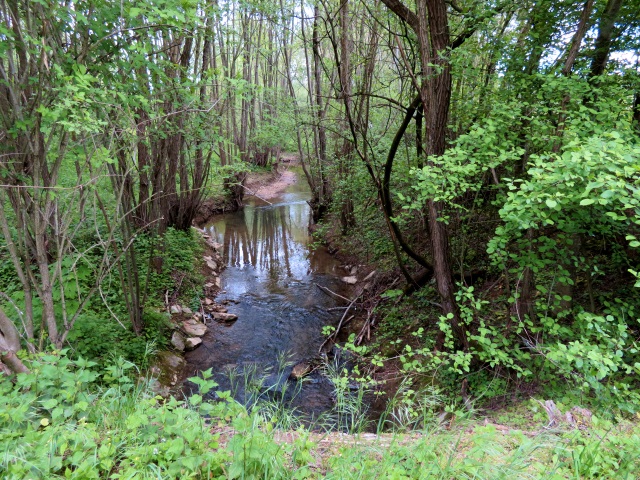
[208,200,314,285]
[189,192,353,422]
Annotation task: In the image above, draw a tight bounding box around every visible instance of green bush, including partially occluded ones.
[67,310,170,367]
[136,227,205,308]
[65,227,201,366]
[0,353,226,479]
[2,352,640,479]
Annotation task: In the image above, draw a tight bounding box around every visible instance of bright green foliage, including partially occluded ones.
[494,131,640,240]
[51,228,201,364]
[2,2,640,471]
[482,127,640,410]
[66,311,169,367]
[409,103,525,216]
[0,353,327,479]
[0,353,225,479]
[3,352,640,479]
[378,65,640,411]
[135,228,206,308]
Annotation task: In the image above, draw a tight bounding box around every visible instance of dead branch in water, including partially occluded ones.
[240,184,273,205]
[319,293,359,352]
[315,283,353,303]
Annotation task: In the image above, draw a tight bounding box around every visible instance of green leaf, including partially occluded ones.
[601,190,616,199]
[545,199,557,209]
[579,198,595,206]
[41,398,58,409]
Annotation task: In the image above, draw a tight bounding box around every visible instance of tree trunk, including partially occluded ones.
[633,91,640,132]
[563,0,595,76]
[338,0,355,231]
[379,0,469,350]
[0,306,29,374]
[589,0,624,78]
[422,0,468,351]
[313,3,329,206]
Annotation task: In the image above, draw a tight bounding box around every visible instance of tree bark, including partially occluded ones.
[313,4,329,205]
[422,0,467,351]
[562,0,595,76]
[0,305,29,374]
[380,0,470,350]
[633,91,640,132]
[589,0,624,78]
[339,0,355,231]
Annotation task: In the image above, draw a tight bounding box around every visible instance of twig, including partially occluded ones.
[169,273,186,306]
[98,285,129,331]
[356,311,373,345]
[319,294,359,352]
[315,283,353,303]
[319,315,355,353]
[240,184,273,205]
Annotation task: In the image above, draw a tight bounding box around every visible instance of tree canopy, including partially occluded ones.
[1,0,640,413]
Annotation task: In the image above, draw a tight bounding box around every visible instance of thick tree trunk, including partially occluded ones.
[0,350,29,375]
[589,0,624,78]
[422,0,468,351]
[422,0,450,157]
[379,0,468,350]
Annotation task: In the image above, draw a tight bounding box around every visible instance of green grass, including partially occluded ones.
[2,352,639,479]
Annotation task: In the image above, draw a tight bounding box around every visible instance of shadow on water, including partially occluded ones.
[184,175,365,429]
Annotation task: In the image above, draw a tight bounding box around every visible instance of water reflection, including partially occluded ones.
[213,202,304,279]
[184,183,351,420]
[205,196,338,297]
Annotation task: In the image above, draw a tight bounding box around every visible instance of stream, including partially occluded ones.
[183,173,357,425]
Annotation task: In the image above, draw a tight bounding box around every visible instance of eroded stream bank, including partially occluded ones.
[182,168,365,424]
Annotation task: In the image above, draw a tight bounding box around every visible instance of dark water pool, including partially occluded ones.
[183,175,355,423]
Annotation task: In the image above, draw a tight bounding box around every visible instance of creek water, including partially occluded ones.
[184,174,354,423]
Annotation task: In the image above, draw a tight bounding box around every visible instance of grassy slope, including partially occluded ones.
[1,354,639,479]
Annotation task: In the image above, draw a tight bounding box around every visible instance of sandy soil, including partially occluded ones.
[244,167,298,201]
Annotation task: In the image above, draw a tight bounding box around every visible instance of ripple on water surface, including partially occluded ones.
[184,179,353,421]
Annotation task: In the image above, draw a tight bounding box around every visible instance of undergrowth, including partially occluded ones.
[1,351,639,479]
[64,227,203,366]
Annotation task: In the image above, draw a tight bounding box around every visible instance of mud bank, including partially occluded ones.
[194,158,300,226]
